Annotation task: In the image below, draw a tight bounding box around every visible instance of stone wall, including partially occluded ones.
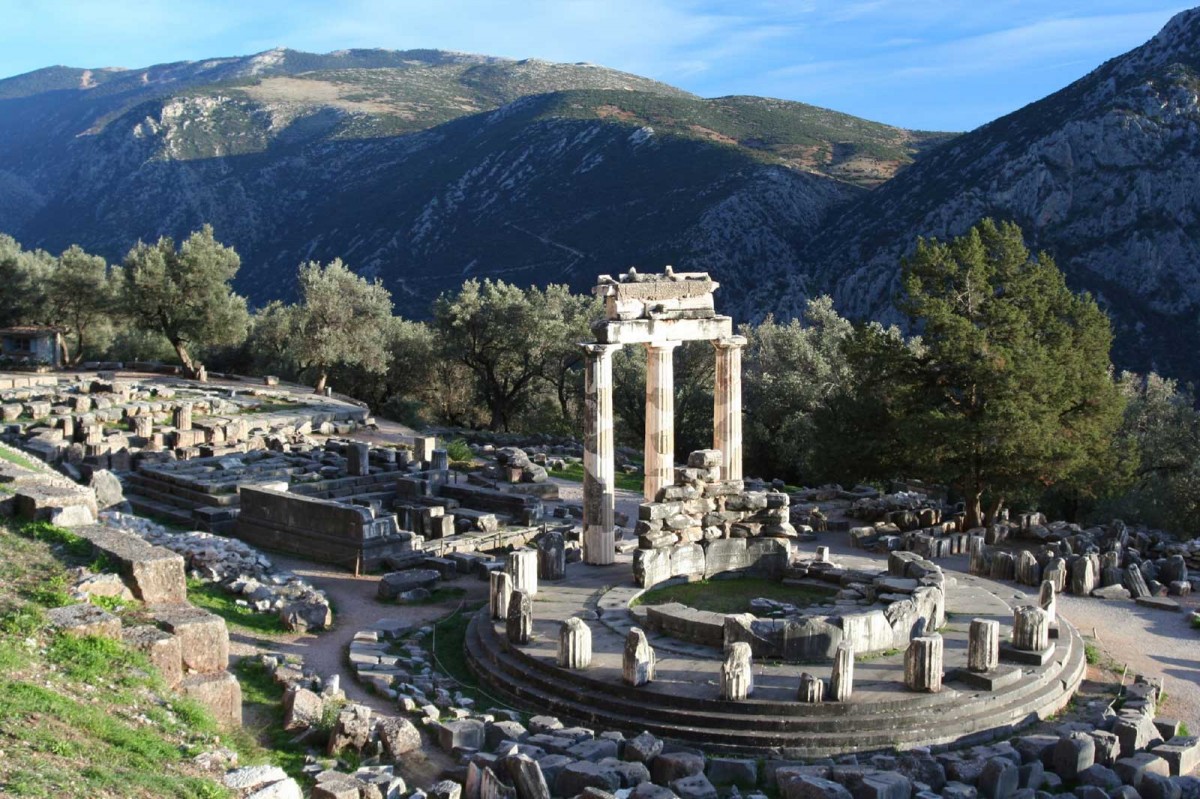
[235,486,424,570]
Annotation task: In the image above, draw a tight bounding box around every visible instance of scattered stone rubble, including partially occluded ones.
[0,373,367,479]
[965,517,1199,612]
[99,510,333,632]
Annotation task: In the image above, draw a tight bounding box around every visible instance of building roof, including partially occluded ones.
[0,326,62,336]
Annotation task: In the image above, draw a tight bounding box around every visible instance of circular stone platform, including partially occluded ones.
[465,552,1085,757]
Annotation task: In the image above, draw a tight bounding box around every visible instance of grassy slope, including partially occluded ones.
[0,521,281,798]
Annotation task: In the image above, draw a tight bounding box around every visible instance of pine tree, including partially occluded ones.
[889,219,1125,528]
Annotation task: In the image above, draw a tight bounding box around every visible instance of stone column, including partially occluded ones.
[582,343,621,565]
[431,449,449,472]
[174,403,192,431]
[904,634,943,693]
[643,340,680,503]
[505,549,538,597]
[1039,580,1057,623]
[489,571,512,620]
[968,618,1000,673]
[712,335,746,481]
[506,589,532,645]
[557,618,592,669]
[830,641,854,701]
[348,442,370,476]
[721,641,754,700]
[797,672,825,703]
[623,627,655,686]
[537,532,566,580]
[968,535,987,576]
[1012,606,1050,652]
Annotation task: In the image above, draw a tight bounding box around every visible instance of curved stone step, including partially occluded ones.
[466,608,1085,755]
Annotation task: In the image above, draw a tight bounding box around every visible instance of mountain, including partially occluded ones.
[0,47,946,315]
[767,8,1200,381]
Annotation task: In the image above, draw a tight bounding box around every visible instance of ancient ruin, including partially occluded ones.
[582,270,744,566]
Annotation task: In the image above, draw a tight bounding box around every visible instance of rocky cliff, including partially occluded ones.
[767,8,1200,380]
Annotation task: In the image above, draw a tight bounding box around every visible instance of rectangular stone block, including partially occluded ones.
[153,606,229,674]
[180,671,242,728]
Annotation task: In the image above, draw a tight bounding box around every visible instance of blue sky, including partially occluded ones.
[0,1,1188,131]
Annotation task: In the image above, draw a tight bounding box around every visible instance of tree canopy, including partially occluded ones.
[121,225,249,376]
[862,218,1125,527]
[292,258,394,393]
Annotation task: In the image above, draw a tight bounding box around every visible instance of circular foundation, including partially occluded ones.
[466,553,1085,756]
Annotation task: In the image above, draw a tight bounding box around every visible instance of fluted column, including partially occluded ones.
[582,343,621,564]
[643,340,680,502]
[712,335,746,481]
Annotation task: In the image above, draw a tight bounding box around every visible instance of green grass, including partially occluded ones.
[231,659,308,778]
[422,602,525,720]
[549,461,643,492]
[1084,642,1102,665]
[0,444,43,472]
[186,579,288,634]
[1191,614,1200,630]
[631,577,836,615]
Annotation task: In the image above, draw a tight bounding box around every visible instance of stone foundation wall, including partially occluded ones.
[236,486,423,570]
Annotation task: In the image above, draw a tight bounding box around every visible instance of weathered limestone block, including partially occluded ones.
[537,532,566,581]
[1151,736,1200,776]
[904,634,943,693]
[558,617,593,669]
[180,671,242,728]
[830,641,854,701]
[633,548,672,589]
[623,627,655,686]
[327,703,373,754]
[1012,606,1050,652]
[720,641,753,700]
[670,543,706,580]
[840,609,893,653]
[282,686,324,731]
[490,571,513,621]
[506,753,551,799]
[1039,581,1057,624]
[174,403,193,431]
[153,606,230,674]
[990,551,1015,581]
[347,442,369,476]
[47,603,121,639]
[797,672,825,703]
[1015,550,1041,586]
[507,589,533,645]
[1054,731,1097,781]
[1071,557,1098,595]
[437,718,485,751]
[377,716,422,758]
[1123,565,1151,599]
[1043,558,1067,593]
[968,618,1000,673]
[122,625,183,688]
[506,549,539,597]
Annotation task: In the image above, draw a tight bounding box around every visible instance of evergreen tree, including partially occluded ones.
[883,219,1124,528]
[46,245,114,365]
[121,225,249,376]
[292,259,393,393]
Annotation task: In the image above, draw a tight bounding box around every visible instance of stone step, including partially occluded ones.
[465,609,1084,756]
[125,492,196,529]
[124,473,242,508]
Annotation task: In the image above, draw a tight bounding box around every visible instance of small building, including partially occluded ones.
[0,326,63,368]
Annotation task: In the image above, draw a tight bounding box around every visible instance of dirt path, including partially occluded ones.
[226,552,487,717]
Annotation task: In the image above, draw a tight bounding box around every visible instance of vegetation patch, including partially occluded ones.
[186,578,288,635]
[550,461,643,492]
[632,577,836,615]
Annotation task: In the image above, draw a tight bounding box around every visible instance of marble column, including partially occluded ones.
[830,641,855,701]
[712,335,746,481]
[582,343,621,565]
[968,618,1000,673]
[643,340,680,503]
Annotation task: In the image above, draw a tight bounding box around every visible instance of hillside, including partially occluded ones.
[0,47,945,316]
[765,7,1200,381]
